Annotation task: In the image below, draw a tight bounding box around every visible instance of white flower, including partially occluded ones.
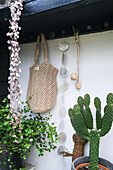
[7,0,23,123]
[7,94,10,99]
[8,46,11,50]
[18,84,21,88]
[16,73,20,77]
[18,100,21,105]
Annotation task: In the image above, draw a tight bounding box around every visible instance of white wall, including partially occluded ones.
[20,30,113,170]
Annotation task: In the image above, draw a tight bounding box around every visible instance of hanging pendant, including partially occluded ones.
[59,120,65,130]
[75,81,81,90]
[71,73,78,80]
[58,132,67,143]
[59,41,69,52]
[59,67,68,78]
[59,105,66,117]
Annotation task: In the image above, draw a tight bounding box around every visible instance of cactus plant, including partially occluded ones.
[69,93,113,170]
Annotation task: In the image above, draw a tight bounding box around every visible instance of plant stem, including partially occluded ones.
[89,130,100,170]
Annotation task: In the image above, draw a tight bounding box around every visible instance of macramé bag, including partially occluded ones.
[27,33,58,113]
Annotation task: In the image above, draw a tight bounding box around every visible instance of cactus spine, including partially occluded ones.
[68,93,113,170]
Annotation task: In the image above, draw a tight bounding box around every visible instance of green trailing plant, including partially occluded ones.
[0,98,58,170]
[68,93,113,170]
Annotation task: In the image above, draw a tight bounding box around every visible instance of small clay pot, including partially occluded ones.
[72,156,113,170]
[76,163,109,170]
[75,82,81,89]
[71,73,78,80]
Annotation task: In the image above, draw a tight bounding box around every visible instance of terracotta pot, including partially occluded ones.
[72,156,113,170]
[76,163,109,170]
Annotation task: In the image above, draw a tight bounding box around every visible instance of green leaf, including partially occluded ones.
[8,158,11,162]
[3,161,6,166]
[27,152,31,156]
[4,121,9,126]
[29,96,32,99]
[23,155,27,160]
[29,138,33,142]
[9,165,12,168]
[3,141,7,144]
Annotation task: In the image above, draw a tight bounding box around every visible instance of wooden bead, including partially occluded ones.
[75,82,81,90]
[71,73,78,80]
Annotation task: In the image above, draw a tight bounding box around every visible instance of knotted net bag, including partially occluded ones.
[27,33,58,113]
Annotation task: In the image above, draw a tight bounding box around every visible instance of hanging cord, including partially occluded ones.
[72,26,80,82]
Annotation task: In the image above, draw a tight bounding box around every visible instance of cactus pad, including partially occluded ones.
[77,96,86,121]
[100,105,113,137]
[74,111,89,137]
[73,104,80,113]
[85,108,93,129]
[94,97,101,110]
[77,96,84,108]
[84,94,90,108]
[96,110,102,129]
[68,109,89,140]
[107,93,113,105]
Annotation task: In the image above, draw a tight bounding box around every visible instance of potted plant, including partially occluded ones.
[68,93,113,170]
[0,98,58,170]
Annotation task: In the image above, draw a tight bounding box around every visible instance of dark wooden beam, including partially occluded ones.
[22,0,101,17]
[23,0,81,17]
[0,0,113,45]
[0,0,102,23]
[0,45,9,103]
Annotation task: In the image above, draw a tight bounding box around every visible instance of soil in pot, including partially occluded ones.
[77,163,109,170]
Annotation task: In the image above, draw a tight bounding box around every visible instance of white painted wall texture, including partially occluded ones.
[20,31,113,170]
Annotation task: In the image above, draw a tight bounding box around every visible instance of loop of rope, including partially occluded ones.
[72,26,80,82]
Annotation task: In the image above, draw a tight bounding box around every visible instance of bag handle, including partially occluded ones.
[41,33,48,62]
[33,35,40,65]
[33,33,48,66]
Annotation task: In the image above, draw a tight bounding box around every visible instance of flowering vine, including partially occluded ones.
[6,0,23,142]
